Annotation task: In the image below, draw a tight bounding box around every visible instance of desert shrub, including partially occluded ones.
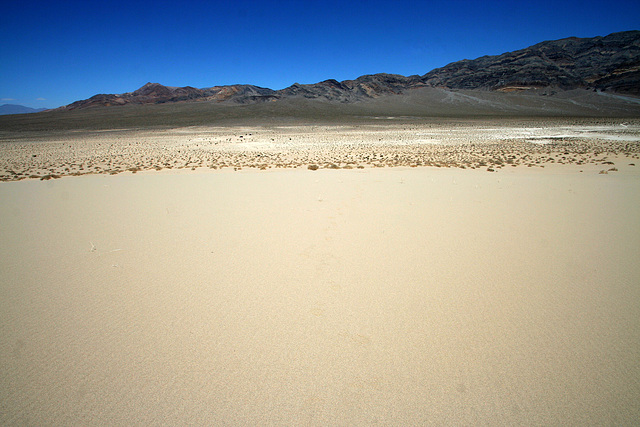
[308,164,319,170]
[40,174,61,180]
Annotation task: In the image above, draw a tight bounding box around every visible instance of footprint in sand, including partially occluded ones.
[310,308,326,317]
[352,334,372,346]
[339,331,372,347]
[12,339,25,359]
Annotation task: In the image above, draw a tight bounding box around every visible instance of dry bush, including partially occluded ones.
[40,174,61,180]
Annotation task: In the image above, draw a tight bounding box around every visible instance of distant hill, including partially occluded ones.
[0,104,48,115]
[62,30,639,110]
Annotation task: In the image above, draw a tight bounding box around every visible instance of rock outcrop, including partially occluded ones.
[422,30,640,94]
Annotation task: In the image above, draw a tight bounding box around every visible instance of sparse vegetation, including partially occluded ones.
[40,174,60,180]
[1,118,639,181]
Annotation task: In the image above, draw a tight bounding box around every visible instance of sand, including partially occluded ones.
[1,120,640,425]
[1,165,639,425]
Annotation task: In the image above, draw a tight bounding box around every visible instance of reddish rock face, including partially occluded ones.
[65,82,280,109]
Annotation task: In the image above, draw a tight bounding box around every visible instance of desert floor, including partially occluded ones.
[1,119,639,425]
[1,118,639,180]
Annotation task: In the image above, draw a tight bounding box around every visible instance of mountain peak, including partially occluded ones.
[131,82,172,97]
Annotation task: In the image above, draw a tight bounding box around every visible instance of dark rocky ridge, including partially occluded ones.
[276,74,425,102]
[64,30,639,110]
[422,30,640,94]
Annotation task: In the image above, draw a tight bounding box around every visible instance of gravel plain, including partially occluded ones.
[1,118,639,180]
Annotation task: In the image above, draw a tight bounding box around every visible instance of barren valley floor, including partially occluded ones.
[1,118,639,425]
[1,118,639,180]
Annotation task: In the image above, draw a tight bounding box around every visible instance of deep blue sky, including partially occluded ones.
[1,0,638,108]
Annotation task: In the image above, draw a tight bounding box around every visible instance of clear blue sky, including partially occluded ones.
[1,0,638,108]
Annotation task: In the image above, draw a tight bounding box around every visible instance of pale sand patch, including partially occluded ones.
[1,168,639,425]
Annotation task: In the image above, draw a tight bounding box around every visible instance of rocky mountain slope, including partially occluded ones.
[64,30,639,110]
[422,30,640,94]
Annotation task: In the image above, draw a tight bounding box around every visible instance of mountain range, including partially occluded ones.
[64,30,639,110]
[0,104,48,115]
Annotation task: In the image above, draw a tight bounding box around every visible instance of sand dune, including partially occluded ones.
[1,164,639,425]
